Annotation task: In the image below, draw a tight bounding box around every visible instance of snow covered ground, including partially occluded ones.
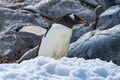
[0,56,120,80]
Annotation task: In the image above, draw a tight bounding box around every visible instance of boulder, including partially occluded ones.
[96,5,120,30]
[115,0,120,5]
[95,0,114,10]
[0,31,40,63]
[16,46,39,63]
[80,0,98,8]
[68,25,120,65]
[26,0,96,23]
[94,6,104,18]
[71,24,93,43]
[0,7,48,34]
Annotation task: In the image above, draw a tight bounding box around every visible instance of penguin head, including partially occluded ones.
[53,13,88,29]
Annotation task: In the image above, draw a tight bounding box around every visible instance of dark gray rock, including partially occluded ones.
[0,31,40,62]
[16,46,38,63]
[96,5,120,30]
[68,25,120,65]
[115,0,120,5]
[0,0,24,3]
[79,0,98,8]
[0,7,48,34]
[70,24,93,43]
[29,0,96,23]
[94,6,104,18]
[96,0,115,10]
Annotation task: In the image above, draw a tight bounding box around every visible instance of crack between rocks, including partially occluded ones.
[96,33,120,38]
[83,32,120,43]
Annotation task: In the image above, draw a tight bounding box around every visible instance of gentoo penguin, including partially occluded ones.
[19,25,47,36]
[38,13,88,59]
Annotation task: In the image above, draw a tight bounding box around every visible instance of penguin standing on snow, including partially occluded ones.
[38,13,87,59]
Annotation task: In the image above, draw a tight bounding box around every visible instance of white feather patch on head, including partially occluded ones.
[69,14,75,20]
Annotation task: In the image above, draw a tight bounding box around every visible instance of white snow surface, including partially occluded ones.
[0,56,120,80]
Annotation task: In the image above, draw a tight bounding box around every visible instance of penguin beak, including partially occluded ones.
[79,21,88,24]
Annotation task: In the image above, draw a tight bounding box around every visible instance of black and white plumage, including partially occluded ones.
[17,13,88,63]
[38,13,87,59]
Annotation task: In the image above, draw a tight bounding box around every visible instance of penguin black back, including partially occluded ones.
[52,13,87,29]
[45,13,88,36]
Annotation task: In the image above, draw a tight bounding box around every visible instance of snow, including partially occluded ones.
[0,56,120,80]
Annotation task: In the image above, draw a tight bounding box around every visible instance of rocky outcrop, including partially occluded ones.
[0,7,48,34]
[96,0,114,10]
[25,0,96,23]
[115,0,120,5]
[0,31,40,63]
[16,46,39,63]
[78,0,98,8]
[0,0,120,64]
[96,5,120,30]
[68,25,120,65]
[71,24,93,43]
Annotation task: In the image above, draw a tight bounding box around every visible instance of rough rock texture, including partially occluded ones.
[71,24,93,43]
[29,0,96,23]
[96,0,115,10]
[0,31,40,63]
[16,46,39,63]
[79,0,98,8]
[0,0,96,63]
[94,6,104,18]
[68,25,120,65]
[115,0,120,5]
[0,0,42,9]
[96,5,120,30]
[0,7,48,34]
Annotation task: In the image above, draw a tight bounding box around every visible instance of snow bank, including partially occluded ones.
[0,56,120,80]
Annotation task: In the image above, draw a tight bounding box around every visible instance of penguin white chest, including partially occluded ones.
[38,24,72,59]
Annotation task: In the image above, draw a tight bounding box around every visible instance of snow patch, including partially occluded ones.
[0,56,120,80]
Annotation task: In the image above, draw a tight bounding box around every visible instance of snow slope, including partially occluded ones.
[0,56,120,80]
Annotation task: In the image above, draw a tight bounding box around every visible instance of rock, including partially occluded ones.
[96,0,115,10]
[115,0,120,5]
[18,25,47,36]
[0,7,48,34]
[96,5,120,30]
[80,0,98,8]
[70,24,93,43]
[0,0,24,3]
[16,46,39,63]
[68,25,120,65]
[0,31,40,63]
[94,6,104,18]
[32,0,96,23]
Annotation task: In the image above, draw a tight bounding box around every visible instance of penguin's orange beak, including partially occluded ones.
[79,21,88,24]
